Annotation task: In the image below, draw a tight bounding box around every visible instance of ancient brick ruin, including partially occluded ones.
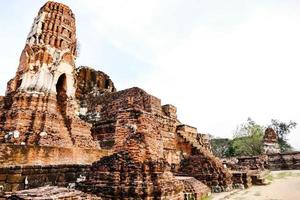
[7,186,102,200]
[0,1,98,149]
[263,127,280,154]
[219,127,300,189]
[5,1,286,199]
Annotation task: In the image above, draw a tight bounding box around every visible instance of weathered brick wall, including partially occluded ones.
[0,96,3,109]
[75,66,116,109]
[162,104,177,118]
[0,144,110,167]
[86,87,181,161]
[267,151,300,170]
[83,87,163,121]
[0,164,90,196]
[222,156,267,171]
[231,171,252,189]
[77,152,184,200]
[222,152,300,171]
[177,154,233,191]
[85,87,175,150]
[7,186,102,200]
[0,145,109,196]
[75,89,185,199]
[79,87,232,192]
[113,109,165,161]
[176,176,211,199]
[172,125,232,191]
[0,92,99,149]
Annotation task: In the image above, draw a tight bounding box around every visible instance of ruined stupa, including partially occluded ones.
[263,128,281,154]
[0,2,102,148]
[0,1,233,199]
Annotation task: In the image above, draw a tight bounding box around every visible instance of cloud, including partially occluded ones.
[82,0,300,149]
[140,3,300,148]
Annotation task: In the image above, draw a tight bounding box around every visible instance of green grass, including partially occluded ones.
[254,191,261,196]
[201,196,212,200]
[291,172,300,177]
[267,171,300,181]
[266,174,273,181]
[276,172,292,179]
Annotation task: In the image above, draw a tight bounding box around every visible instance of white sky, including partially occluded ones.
[0,0,299,149]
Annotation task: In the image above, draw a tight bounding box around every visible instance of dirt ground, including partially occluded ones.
[211,170,300,200]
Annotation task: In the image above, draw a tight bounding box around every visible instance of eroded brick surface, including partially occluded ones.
[0,1,234,199]
[0,1,99,149]
[77,151,184,200]
[75,87,232,198]
[176,176,211,199]
[263,128,280,154]
[7,186,101,200]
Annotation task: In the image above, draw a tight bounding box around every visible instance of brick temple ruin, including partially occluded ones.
[263,127,281,154]
[0,2,230,199]
[0,1,299,200]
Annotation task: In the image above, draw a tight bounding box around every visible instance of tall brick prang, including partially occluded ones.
[263,128,280,154]
[0,1,99,149]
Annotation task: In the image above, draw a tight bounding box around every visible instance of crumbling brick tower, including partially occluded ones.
[0,1,98,148]
[76,88,232,198]
[0,1,232,198]
[263,127,280,154]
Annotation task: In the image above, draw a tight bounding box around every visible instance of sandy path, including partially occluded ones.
[212,170,300,200]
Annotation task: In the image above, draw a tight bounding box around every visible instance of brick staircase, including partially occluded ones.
[176,126,233,191]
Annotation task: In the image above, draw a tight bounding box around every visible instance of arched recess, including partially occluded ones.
[56,73,68,114]
[56,74,67,94]
[15,78,23,91]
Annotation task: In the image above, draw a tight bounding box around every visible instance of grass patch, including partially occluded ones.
[268,171,300,180]
[201,196,212,200]
[291,172,300,177]
[266,174,273,181]
[275,171,292,179]
[254,191,261,196]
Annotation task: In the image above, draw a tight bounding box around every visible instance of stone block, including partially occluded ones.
[0,175,6,182]
[6,175,23,184]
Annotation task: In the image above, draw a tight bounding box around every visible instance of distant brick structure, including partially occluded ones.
[263,128,280,154]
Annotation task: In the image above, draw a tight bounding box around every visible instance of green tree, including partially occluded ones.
[270,119,297,152]
[231,118,264,156]
[210,118,297,157]
[211,138,231,157]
